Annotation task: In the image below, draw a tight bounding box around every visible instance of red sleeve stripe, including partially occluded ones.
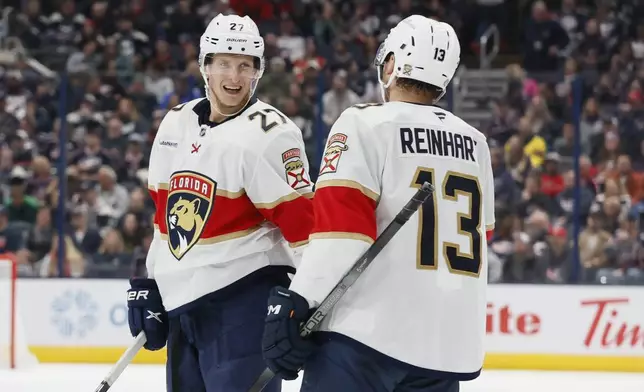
[311,185,377,242]
[255,193,314,244]
[148,187,160,226]
[315,179,379,201]
[150,182,312,245]
[486,229,494,242]
[151,184,266,241]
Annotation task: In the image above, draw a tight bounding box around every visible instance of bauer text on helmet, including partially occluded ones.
[199,14,265,115]
[375,15,460,102]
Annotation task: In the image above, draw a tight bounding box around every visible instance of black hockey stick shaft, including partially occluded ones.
[248,182,435,392]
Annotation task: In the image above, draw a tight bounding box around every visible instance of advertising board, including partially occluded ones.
[16,280,644,371]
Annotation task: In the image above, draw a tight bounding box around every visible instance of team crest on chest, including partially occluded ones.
[282,148,310,190]
[166,171,216,260]
[319,133,348,176]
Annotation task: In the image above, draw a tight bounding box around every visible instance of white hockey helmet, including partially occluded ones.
[375,15,460,102]
[199,14,265,99]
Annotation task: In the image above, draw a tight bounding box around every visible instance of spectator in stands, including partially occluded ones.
[554,122,590,158]
[491,146,518,211]
[540,153,565,198]
[556,170,594,227]
[522,1,569,73]
[590,177,631,220]
[0,91,20,136]
[505,231,537,283]
[69,206,102,256]
[486,99,518,146]
[0,206,25,263]
[534,224,573,283]
[6,167,39,224]
[504,135,531,188]
[119,213,144,253]
[93,229,128,270]
[95,166,129,229]
[579,213,612,277]
[71,127,111,175]
[257,57,294,104]
[322,69,360,127]
[608,155,644,204]
[25,206,53,268]
[44,234,85,278]
[28,155,54,203]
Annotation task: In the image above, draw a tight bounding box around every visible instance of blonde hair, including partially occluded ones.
[48,235,85,277]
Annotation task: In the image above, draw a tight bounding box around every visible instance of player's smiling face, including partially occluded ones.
[205,53,258,108]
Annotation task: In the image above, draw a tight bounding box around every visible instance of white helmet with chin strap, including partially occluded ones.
[199,14,265,103]
[375,15,460,102]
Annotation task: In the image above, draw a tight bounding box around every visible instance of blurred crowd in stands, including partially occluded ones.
[0,0,642,284]
[486,0,644,285]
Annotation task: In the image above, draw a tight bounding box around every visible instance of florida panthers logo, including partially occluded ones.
[166,171,216,260]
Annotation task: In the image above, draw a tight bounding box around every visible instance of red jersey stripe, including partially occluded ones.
[151,186,265,240]
[255,193,313,244]
[310,185,377,242]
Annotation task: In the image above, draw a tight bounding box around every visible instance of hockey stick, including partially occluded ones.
[248,181,435,392]
[93,332,147,392]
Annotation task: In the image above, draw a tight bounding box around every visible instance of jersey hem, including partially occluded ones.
[315,332,482,381]
[167,265,294,317]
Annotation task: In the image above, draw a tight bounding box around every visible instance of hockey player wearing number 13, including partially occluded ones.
[262,15,495,392]
[125,14,314,392]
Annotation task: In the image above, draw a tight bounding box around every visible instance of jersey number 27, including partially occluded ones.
[411,167,483,278]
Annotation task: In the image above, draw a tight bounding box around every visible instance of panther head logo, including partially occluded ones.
[168,197,205,256]
[166,172,216,260]
[324,145,348,156]
[284,159,304,172]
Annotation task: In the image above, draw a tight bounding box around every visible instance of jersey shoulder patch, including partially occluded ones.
[320,132,349,176]
[282,148,311,190]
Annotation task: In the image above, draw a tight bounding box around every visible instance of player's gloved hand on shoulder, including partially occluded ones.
[127,278,168,351]
[262,286,317,380]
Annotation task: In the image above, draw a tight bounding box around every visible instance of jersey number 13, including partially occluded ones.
[411,167,483,278]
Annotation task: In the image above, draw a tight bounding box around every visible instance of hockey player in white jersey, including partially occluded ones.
[125,14,314,392]
[261,15,495,392]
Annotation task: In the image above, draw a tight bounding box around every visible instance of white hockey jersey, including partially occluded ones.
[147,97,314,313]
[289,101,495,379]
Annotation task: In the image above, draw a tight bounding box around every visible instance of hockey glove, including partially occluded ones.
[127,278,168,351]
[262,286,317,380]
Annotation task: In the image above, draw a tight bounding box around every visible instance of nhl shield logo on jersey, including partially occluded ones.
[319,133,348,176]
[166,171,216,260]
[282,148,311,190]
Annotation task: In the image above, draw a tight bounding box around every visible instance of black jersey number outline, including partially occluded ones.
[248,108,287,132]
[411,167,483,277]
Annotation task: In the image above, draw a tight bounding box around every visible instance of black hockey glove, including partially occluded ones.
[262,286,317,380]
[127,278,168,351]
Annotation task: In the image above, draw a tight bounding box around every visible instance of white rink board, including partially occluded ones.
[19,279,132,346]
[13,280,644,369]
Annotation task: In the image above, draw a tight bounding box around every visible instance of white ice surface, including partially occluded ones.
[1,365,644,392]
